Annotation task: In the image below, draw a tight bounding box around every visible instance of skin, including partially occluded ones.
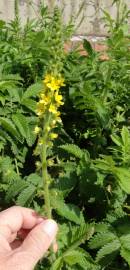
[0,206,58,270]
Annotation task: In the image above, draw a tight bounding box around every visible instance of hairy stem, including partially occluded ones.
[42,141,52,218]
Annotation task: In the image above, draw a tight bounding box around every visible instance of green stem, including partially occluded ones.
[42,141,52,218]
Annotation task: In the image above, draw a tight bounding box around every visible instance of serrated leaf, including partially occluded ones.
[96,239,120,265]
[111,134,122,147]
[114,167,130,194]
[0,117,22,142]
[12,113,28,139]
[64,250,90,268]
[55,202,85,224]
[16,185,36,206]
[22,82,42,99]
[120,247,130,266]
[120,234,130,250]
[60,144,87,159]
[70,224,95,246]
[12,113,35,146]
[21,98,37,112]
[5,179,27,202]
[26,173,42,186]
[89,232,117,250]
[121,126,129,146]
[51,257,63,270]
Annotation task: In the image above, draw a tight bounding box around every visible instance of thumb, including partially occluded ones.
[20,219,58,267]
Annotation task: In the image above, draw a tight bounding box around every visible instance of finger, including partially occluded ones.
[8,232,17,243]
[0,206,44,241]
[52,240,58,253]
[20,219,58,267]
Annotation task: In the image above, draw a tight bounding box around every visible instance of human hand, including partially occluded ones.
[0,206,58,270]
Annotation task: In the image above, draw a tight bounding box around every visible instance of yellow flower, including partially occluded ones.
[36,100,46,116]
[50,133,58,139]
[47,80,60,91]
[55,92,64,105]
[36,110,43,116]
[58,77,65,87]
[49,104,57,114]
[34,126,40,134]
[39,100,45,104]
[39,94,51,105]
[44,74,65,91]
[43,74,53,84]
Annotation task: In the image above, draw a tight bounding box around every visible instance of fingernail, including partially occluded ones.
[43,219,58,238]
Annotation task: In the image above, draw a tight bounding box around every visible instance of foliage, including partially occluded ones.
[1,1,130,269]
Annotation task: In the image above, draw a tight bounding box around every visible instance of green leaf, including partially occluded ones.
[120,247,130,266]
[111,134,122,147]
[121,126,129,146]
[64,250,91,269]
[120,234,130,251]
[12,114,36,146]
[5,179,27,202]
[26,173,42,186]
[0,117,22,142]
[96,239,120,265]
[51,257,63,270]
[16,185,36,206]
[89,232,117,250]
[60,144,88,159]
[70,224,95,246]
[83,39,94,56]
[55,202,85,224]
[12,113,28,139]
[22,82,42,99]
[114,167,130,194]
[21,98,37,112]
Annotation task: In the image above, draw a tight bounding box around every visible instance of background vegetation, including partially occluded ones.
[1,0,130,269]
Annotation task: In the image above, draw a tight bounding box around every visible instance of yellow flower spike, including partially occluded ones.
[44,73,65,91]
[50,133,58,139]
[39,100,45,104]
[49,104,57,114]
[57,77,65,87]
[34,126,41,134]
[55,92,64,105]
[47,82,60,91]
[43,74,53,84]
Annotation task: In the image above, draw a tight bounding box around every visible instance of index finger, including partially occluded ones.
[0,206,44,241]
